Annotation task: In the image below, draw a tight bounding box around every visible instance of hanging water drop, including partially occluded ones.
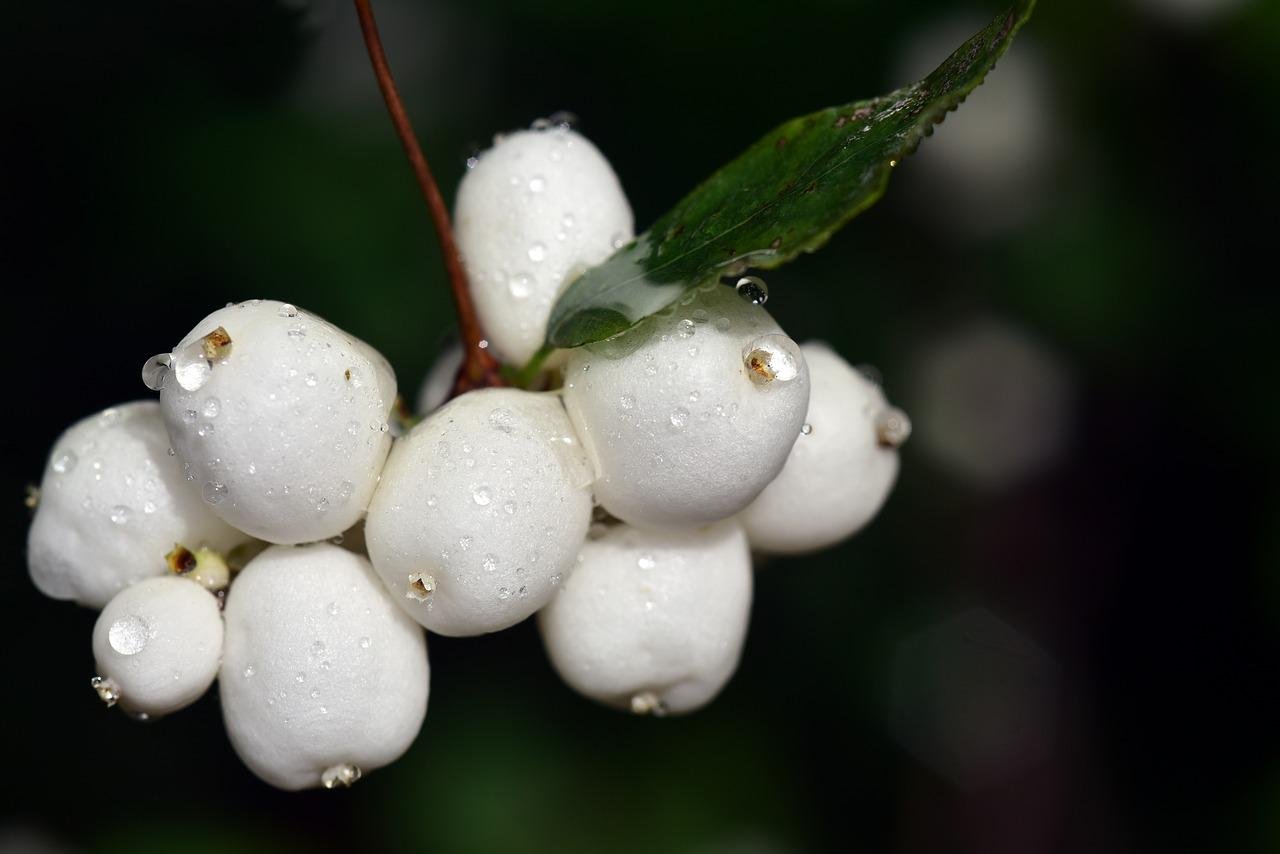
[735,275,769,306]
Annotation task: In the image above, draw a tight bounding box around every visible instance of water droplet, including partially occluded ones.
[611,233,627,250]
[309,688,320,700]
[172,342,211,392]
[279,303,298,318]
[51,451,77,474]
[527,242,547,263]
[110,505,130,525]
[498,587,511,600]
[743,334,801,385]
[562,213,575,229]
[327,601,339,617]
[714,316,731,333]
[203,481,228,504]
[508,272,533,299]
[108,615,150,655]
[637,554,656,570]
[482,554,499,572]
[677,319,696,339]
[142,500,156,514]
[619,394,636,411]
[196,422,214,438]
[471,485,492,506]
[295,672,306,683]
[688,390,700,403]
[141,353,172,391]
[359,636,371,649]
[528,175,546,193]
[243,665,255,678]
[287,324,306,339]
[458,535,473,551]
[735,275,769,306]
[503,500,517,515]
[305,373,318,387]
[801,423,813,435]
[202,397,220,418]
[669,407,689,429]
[489,408,515,433]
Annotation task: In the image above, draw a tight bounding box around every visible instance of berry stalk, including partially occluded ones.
[352,0,503,395]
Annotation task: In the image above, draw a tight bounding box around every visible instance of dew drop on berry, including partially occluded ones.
[110,505,130,525]
[735,275,769,306]
[108,615,150,655]
[203,481,229,505]
[508,273,533,300]
[202,397,220,418]
[669,407,689,429]
[51,451,77,474]
[527,242,547,263]
[141,353,172,391]
[278,303,299,318]
[471,485,492,506]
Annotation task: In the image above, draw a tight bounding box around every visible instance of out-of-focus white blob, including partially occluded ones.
[892,18,1058,237]
[415,339,463,416]
[1131,0,1251,26]
[91,576,223,717]
[539,520,752,715]
[454,125,634,366]
[156,299,397,545]
[887,608,1058,790]
[365,388,593,637]
[562,285,810,530]
[740,343,905,554]
[220,543,429,791]
[27,402,244,609]
[907,317,1072,491]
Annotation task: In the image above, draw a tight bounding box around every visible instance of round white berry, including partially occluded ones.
[539,520,752,715]
[219,543,428,791]
[454,127,634,366]
[91,576,223,716]
[740,342,906,554]
[154,299,397,545]
[561,285,810,529]
[415,339,462,416]
[365,388,593,637]
[28,401,244,609]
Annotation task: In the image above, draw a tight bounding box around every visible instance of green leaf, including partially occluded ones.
[545,0,1036,349]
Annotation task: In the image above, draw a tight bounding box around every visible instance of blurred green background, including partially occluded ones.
[3,0,1279,851]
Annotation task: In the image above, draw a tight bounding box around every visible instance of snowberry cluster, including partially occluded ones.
[27,121,909,791]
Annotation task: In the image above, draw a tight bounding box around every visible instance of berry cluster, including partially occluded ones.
[27,123,909,790]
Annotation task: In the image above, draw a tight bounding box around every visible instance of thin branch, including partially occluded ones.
[353,0,503,395]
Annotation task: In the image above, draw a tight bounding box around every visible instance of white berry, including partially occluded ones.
[454,127,634,366]
[561,285,810,529]
[219,543,429,790]
[366,388,593,636]
[155,299,397,545]
[28,401,244,608]
[539,520,752,715]
[740,342,905,554]
[91,575,223,716]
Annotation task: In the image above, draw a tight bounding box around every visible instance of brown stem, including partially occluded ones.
[353,0,503,395]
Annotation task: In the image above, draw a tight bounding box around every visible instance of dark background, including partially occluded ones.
[3,0,1278,852]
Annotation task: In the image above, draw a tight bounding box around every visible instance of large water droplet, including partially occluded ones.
[743,334,801,385]
[172,341,212,392]
[735,275,769,306]
[141,353,172,391]
[109,615,150,655]
[279,303,299,318]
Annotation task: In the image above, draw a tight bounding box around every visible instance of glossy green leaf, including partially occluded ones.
[545,0,1036,349]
